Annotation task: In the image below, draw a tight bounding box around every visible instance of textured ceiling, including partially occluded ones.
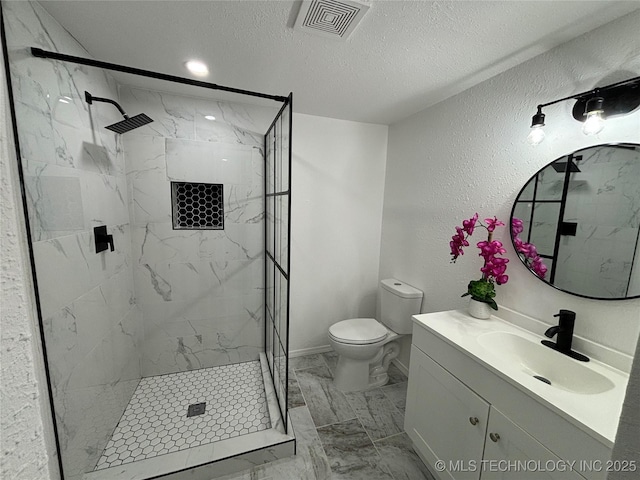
[39,0,640,125]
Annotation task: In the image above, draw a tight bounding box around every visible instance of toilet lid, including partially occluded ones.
[329,318,388,345]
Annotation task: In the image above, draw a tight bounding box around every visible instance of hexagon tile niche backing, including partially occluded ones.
[171,181,224,230]
[95,361,270,470]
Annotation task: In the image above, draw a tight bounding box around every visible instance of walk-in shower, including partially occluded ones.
[2,2,293,479]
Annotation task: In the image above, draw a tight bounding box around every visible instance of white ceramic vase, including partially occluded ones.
[468,298,492,319]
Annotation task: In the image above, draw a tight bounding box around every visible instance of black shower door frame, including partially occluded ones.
[264,94,293,432]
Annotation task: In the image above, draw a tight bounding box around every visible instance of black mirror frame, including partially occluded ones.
[510,143,640,301]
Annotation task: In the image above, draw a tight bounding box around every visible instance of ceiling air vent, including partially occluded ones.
[294,0,370,40]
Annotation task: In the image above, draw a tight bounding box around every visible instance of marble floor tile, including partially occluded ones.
[387,363,408,386]
[317,418,393,479]
[321,351,339,375]
[206,470,252,480]
[289,406,324,447]
[344,388,405,441]
[375,432,435,480]
[252,406,331,480]
[381,382,408,414]
[289,354,327,371]
[295,365,356,428]
[321,350,406,388]
[288,373,306,409]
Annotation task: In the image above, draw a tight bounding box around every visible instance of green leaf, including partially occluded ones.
[465,278,497,304]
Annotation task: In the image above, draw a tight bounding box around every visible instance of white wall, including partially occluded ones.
[0,32,58,480]
[381,10,640,369]
[290,113,388,352]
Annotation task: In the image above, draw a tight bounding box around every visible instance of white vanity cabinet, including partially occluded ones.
[482,407,585,480]
[407,346,586,480]
[406,346,489,480]
[405,312,620,480]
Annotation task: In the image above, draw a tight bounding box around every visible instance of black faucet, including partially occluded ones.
[541,310,589,362]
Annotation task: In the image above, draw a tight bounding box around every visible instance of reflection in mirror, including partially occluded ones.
[511,144,640,300]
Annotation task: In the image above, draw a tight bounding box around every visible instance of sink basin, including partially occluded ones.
[477,331,615,394]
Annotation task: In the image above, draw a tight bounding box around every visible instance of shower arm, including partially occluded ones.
[85,91,129,118]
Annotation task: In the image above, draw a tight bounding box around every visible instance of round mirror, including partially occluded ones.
[511,143,640,300]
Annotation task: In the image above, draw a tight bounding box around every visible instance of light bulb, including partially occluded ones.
[185,60,209,77]
[582,96,605,136]
[527,125,545,145]
[582,111,605,135]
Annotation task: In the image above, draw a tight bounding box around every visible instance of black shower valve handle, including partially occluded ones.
[94,225,115,253]
[105,234,114,252]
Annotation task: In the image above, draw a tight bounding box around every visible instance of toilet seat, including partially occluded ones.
[328,318,388,345]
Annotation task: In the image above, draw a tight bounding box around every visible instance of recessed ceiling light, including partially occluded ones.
[185,60,209,77]
[58,96,72,104]
[204,115,216,121]
[221,158,228,162]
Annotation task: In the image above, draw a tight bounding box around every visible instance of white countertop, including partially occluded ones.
[412,309,630,446]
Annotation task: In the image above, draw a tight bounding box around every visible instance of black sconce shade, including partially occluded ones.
[572,82,640,122]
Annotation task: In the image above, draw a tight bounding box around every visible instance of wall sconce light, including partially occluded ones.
[581,97,605,135]
[527,74,640,145]
[527,107,546,145]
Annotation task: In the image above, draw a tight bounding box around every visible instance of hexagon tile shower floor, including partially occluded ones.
[95,361,271,469]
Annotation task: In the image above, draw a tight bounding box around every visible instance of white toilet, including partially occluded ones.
[327,279,423,392]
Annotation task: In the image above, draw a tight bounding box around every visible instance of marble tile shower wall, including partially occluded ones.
[558,146,640,297]
[513,146,640,298]
[119,85,278,376]
[3,2,143,479]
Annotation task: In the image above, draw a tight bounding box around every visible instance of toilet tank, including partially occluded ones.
[379,279,423,334]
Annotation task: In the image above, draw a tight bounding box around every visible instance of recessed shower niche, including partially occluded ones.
[2,2,293,479]
[171,181,224,230]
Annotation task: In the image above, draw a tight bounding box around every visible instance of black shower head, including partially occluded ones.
[105,114,153,134]
[85,91,153,134]
[552,161,581,173]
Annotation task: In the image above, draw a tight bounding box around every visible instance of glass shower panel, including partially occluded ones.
[266,193,274,259]
[278,274,289,360]
[2,5,140,474]
[266,127,275,195]
[277,107,290,193]
[264,95,292,431]
[531,203,561,257]
[275,330,287,417]
[266,258,275,368]
[3,2,288,474]
[275,193,289,267]
[273,336,281,407]
[277,274,289,416]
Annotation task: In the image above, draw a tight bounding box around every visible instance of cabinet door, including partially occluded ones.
[406,346,490,480]
[481,407,586,480]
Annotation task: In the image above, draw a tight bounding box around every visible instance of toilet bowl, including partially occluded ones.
[328,317,400,391]
[327,279,423,392]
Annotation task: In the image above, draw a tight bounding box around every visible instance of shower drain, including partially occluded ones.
[187,402,206,417]
[533,375,552,385]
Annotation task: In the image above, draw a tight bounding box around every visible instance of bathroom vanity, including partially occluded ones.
[405,309,630,480]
